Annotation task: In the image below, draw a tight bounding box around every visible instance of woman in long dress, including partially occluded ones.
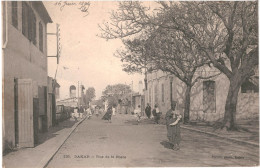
[165,102,182,150]
[102,106,112,123]
[145,103,151,119]
[153,104,161,124]
[134,105,141,123]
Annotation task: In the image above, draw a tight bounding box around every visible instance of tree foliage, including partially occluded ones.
[102,84,131,106]
[83,87,96,105]
[99,1,258,130]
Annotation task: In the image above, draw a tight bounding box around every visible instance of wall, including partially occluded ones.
[3,1,48,149]
[146,68,259,122]
[56,98,78,107]
[47,77,54,129]
[146,71,173,114]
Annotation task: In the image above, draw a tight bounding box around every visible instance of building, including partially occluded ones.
[2,1,52,150]
[47,77,60,129]
[132,80,145,115]
[55,81,60,100]
[145,66,259,122]
[70,85,76,98]
[56,97,79,107]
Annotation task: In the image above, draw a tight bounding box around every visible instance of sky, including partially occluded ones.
[44,1,144,99]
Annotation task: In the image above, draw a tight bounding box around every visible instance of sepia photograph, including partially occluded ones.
[2,1,259,167]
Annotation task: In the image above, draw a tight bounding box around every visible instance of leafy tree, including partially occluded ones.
[83,87,96,105]
[102,84,132,107]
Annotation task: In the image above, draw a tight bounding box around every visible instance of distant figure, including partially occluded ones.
[118,99,122,114]
[102,106,113,123]
[134,105,142,123]
[152,104,161,124]
[112,106,116,116]
[73,107,79,121]
[145,103,151,119]
[79,105,84,119]
[86,107,92,119]
[125,98,129,114]
[98,107,103,115]
[95,106,100,117]
[165,102,182,150]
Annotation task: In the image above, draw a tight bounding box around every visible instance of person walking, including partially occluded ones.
[145,103,151,119]
[95,106,100,117]
[153,104,161,124]
[112,106,116,116]
[79,105,84,119]
[165,102,182,150]
[102,106,113,123]
[134,105,142,123]
[86,107,92,119]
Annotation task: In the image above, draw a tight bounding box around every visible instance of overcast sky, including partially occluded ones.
[44,1,144,99]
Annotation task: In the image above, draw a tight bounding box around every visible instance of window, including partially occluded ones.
[149,88,151,104]
[12,1,18,28]
[161,84,164,102]
[22,2,29,37]
[39,22,43,52]
[31,12,36,45]
[154,84,158,104]
[22,2,37,45]
[203,81,216,113]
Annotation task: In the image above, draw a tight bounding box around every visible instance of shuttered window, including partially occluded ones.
[12,1,18,28]
[22,2,37,45]
[39,22,43,52]
[149,88,151,104]
[154,84,158,104]
[161,84,164,102]
[31,12,36,45]
[22,2,29,37]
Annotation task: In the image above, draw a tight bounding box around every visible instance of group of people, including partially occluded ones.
[101,106,115,123]
[93,102,182,151]
[86,106,103,119]
[72,105,85,120]
[144,104,161,124]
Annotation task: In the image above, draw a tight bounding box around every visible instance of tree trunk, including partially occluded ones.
[183,84,192,124]
[222,74,242,131]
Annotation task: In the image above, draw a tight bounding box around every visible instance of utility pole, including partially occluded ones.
[131,80,133,110]
[78,81,80,107]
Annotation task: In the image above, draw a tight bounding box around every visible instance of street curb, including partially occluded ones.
[181,125,259,147]
[36,116,88,168]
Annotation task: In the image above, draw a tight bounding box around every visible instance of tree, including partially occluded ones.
[159,2,258,130]
[115,39,148,74]
[102,84,132,106]
[100,2,219,123]
[83,87,96,105]
[99,1,258,130]
[117,29,221,123]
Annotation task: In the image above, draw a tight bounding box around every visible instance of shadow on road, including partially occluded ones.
[124,118,157,125]
[160,140,173,150]
[37,119,78,146]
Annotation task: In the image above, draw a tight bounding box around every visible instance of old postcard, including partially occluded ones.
[2,1,259,167]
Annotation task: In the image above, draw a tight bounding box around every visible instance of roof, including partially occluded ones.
[32,2,53,23]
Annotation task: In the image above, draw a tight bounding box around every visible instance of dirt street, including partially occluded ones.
[46,114,259,167]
